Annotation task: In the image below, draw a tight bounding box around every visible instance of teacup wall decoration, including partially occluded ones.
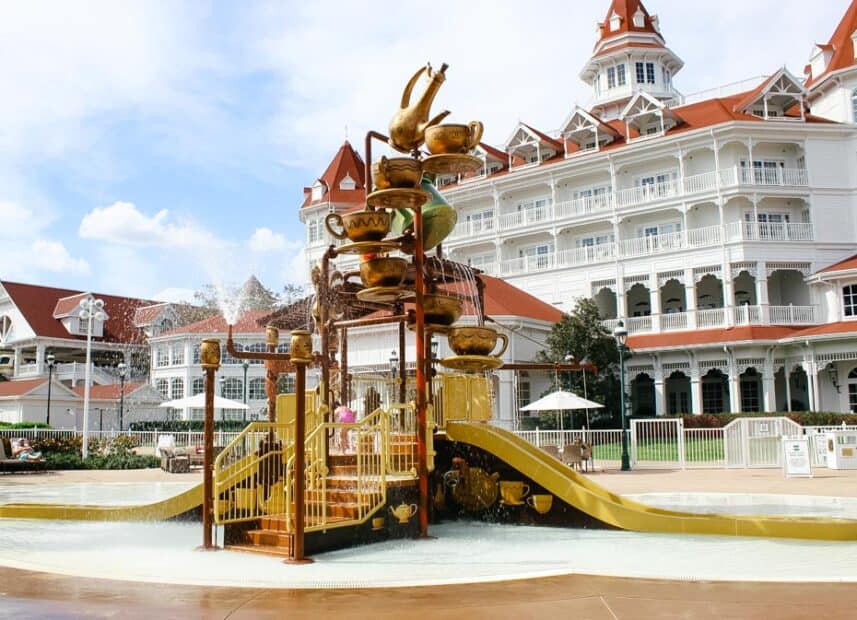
[425,121,484,154]
[527,494,553,515]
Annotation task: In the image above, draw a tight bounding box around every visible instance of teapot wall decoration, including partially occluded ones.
[389,63,451,153]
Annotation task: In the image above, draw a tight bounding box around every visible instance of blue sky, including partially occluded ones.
[0,0,849,302]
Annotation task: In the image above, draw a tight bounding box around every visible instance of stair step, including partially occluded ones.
[247,529,294,547]
[227,543,292,557]
[328,454,356,466]
[260,514,352,530]
[305,500,372,519]
[306,488,363,503]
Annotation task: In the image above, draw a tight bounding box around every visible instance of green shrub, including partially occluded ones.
[129,420,251,432]
[0,421,52,429]
[44,452,159,470]
[672,411,857,428]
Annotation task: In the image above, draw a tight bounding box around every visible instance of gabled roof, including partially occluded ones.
[158,309,271,337]
[0,378,47,397]
[821,253,857,273]
[133,303,173,327]
[53,293,92,319]
[503,123,563,154]
[70,382,152,400]
[596,0,662,48]
[1,281,157,344]
[806,0,857,87]
[301,141,366,209]
[560,106,622,140]
[732,68,806,115]
[476,142,508,164]
[478,276,563,323]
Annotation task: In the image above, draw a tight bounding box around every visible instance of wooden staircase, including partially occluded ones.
[226,454,374,557]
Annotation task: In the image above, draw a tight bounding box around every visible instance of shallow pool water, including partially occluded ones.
[0,482,197,507]
[625,492,857,519]
[0,519,855,588]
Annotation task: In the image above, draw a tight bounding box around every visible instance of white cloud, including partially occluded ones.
[79,201,221,249]
[0,201,47,238]
[29,240,89,275]
[249,227,288,252]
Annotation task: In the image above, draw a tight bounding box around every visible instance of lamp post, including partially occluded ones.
[46,352,55,427]
[612,321,631,471]
[242,361,249,423]
[79,296,107,459]
[117,362,127,431]
[389,350,398,379]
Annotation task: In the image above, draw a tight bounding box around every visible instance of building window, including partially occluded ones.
[222,378,243,400]
[277,374,295,393]
[249,377,266,400]
[635,62,645,83]
[170,378,184,400]
[191,377,204,396]
[0,315,11,343]
[519,243,553,269]
[517,371,531,412]
[646,62,655,84]
[156,346,169,367]
[740,370,761,412]
[156,379,169,399]
[245,342,266,365]
[192,344,200,364]
[616,64,626,86]
[172,344,185,366]
[849,368,857,412]
[701,372,726,413]
[607,66,616,89]
[466,209,494,233]
[844,284,857,317]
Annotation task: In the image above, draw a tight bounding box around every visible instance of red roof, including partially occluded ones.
[597,0,662,47]
[628,326,802,350]
[593,40,666,59]
[133,303,171,327]
[159,309,271,337]
[1,281,158,344]
[302,141,366,209]
[480,276,563,323]
[53,293,91,318]
[786,321,857,339]
[71,382,147,400]
[818,253,857,274]
[521,123,563,151]
[0,378,47,397]
[806,1,857,87]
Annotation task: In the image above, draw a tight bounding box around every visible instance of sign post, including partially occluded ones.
[782,435,812,478]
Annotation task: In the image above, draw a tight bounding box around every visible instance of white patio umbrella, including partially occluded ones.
[158,393,249,410]
[521,390,603,431]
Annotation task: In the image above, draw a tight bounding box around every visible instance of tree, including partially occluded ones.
[535,298,621,429]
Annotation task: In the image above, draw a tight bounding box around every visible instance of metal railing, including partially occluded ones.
[0,428,243,450]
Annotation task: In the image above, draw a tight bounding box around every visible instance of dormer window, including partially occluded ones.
[633,9,645,28]
[0,315,11,343]
[609,11,621,31]
[852,31,857,59]
[339,174,356,190]
[844,284,857,318]
[311,181,325,202]
[734,69,806,121]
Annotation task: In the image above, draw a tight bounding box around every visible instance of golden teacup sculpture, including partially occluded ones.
[422,293,463,325]
[499,480,530,505]
[447,326,509,357]
[425,121,484,154]
[371,516,386,530]
[373,156,422,190]
[526,494,553,515]
[390,502,418,524]
[325,209,391,243]
[360,256,408,288]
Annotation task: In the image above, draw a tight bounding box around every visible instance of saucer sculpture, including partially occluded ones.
[439,354,503,373]
[356,286,410,305]
[336,240,401,256]
[421,153,483,176]
[367,188,430,211]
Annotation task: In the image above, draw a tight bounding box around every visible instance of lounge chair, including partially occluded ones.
[0,438,47,473]
[541,445,561,460]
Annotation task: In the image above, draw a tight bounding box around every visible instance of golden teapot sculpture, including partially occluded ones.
[390,502,418,524]
[389,62,450,153]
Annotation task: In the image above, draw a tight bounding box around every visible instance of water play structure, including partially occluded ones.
[3,63,857,567]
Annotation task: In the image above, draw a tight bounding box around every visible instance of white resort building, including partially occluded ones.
[300,0,857,417]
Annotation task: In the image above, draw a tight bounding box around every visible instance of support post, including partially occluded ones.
[398,307,407,404]
[414,205,429,538]
[199,338,221,551]
[287,329,313,564]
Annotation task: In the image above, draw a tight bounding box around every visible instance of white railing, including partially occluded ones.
[514,428,627,469]
[672,76,768,107]
[554,195,612,219]
[615,179,680,208]
[661,311,689,331]
[626,316,652,334]
[733,304,763,325]
[682,170,718,194]
[726,221,814,242]
[498,205,553,230]
[499,253,556,276]
[720,165,809,188]
[14,363,40,377]
[697,307,726,329]
[686,224,722,247]
[449,218,496,240]
[620,230,685,257]
[768,305,816,325]
[557,243,617,267]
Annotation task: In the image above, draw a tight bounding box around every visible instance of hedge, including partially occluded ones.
[667,411,857,428]
[0,421,52,429]
[44,453,160,470]
[129,420,252,432]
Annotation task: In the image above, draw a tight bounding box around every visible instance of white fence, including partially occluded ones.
[0,428,242,451]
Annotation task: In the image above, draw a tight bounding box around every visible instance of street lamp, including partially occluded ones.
[46,352,55,427]
[389,350,398,379]
[79,296,107,459]
[612,321,631,471]
[117,362,127,431]
[241,361,249,423]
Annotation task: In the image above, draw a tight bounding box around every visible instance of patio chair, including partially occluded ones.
[561,443,583,471]
[0,438,47,473]
[541,445,561,460]
[579,443,592,472]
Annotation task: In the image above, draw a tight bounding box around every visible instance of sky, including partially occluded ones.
[0,0,850,303]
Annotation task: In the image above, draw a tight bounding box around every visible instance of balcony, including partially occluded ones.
[725,221,814,242]
[600,304,817,336]
[447,165,809,243]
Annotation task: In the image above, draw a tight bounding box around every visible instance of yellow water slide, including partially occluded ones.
[445,422,857,541]
[0,483,203,521]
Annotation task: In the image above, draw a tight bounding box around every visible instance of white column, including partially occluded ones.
[684,269,697,329]
[728,367,741,413]
[803,362,816,412]
[723,263,734,327]
[35,345,45,374]
[13,347,23,377]
[811,362,821,412]
[690,369,702,415]
[649,279,660,332]
[784,366,793,412]
[762,366,776,413]
[616,277,627,321]
[756,263,769,323]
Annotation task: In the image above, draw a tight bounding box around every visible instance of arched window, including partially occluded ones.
[0,315,12,343]
[192,344,201,364]
[277,373,295,394]
[155,379,169,399]
[852,88,857,123]
[222,377,243,400]
[246,342,266,365]
[248,377,266,400]
[848,368,857,412]
[191,377,204,396]
[170,378,184,400]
